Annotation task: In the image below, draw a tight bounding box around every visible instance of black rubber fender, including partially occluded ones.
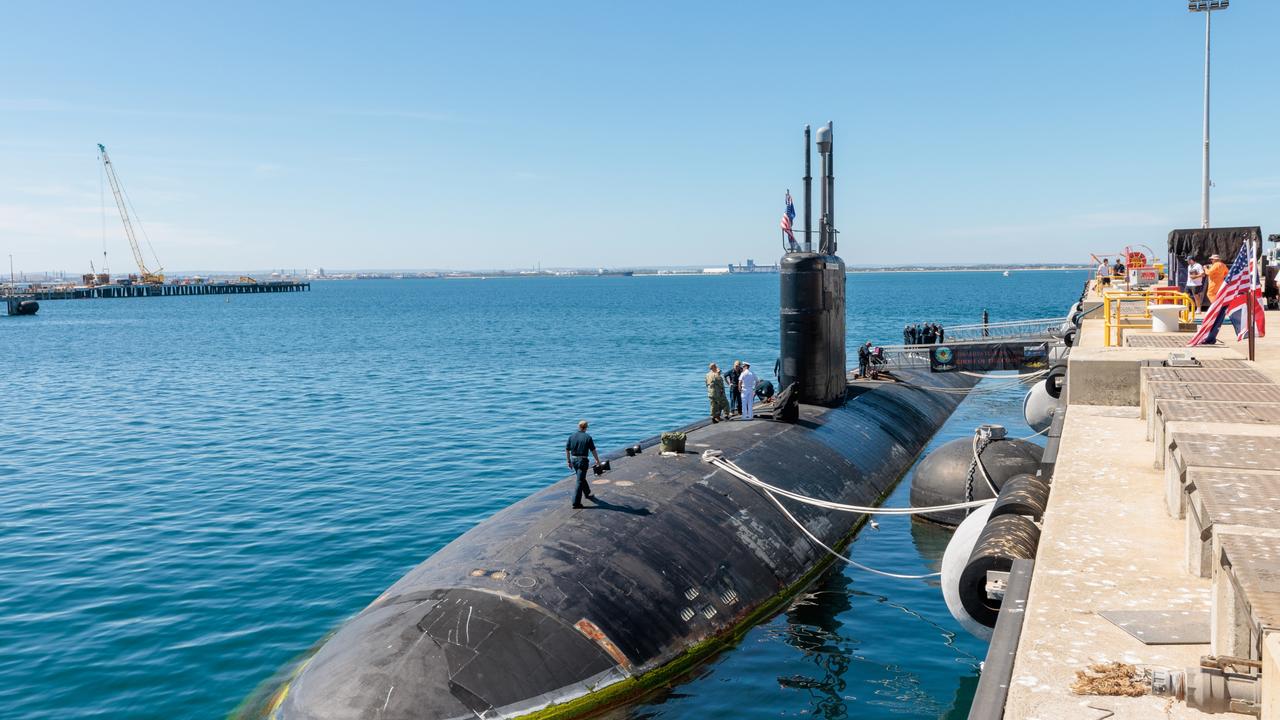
[989,473,1050,522]
[958,514,1041,627]
[1044,364,1067,399]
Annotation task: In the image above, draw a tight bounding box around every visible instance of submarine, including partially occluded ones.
[249,124,979,720]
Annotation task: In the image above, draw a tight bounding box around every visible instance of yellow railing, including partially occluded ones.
[1101,288,1195,346]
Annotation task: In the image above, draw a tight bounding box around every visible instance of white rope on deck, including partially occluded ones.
[959,369,1055,379]
[700,450,995,580]
[760,481,942,580]
[700,450,994,516]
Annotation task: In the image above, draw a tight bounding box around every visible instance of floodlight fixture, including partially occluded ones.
[1188,1,1228,11]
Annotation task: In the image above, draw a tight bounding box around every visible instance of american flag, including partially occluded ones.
[1188,243,1266,345]
[780,190,796,244]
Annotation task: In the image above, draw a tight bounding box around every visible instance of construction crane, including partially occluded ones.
[98,143,164,284]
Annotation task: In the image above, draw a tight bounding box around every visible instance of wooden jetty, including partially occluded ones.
[3,280,310,315]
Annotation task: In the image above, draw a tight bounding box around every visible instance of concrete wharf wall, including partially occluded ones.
[987,280,1280,719]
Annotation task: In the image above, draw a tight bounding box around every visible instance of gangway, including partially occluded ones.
[859,315,1071,374]
[935,316,1069,342]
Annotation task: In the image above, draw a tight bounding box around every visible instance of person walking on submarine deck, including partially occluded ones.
[565,420,602,509]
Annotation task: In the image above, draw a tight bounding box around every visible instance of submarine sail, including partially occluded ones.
[779,122,845,407]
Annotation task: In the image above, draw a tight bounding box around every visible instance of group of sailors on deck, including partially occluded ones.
[903,322,945,345]
[704,360,775,424]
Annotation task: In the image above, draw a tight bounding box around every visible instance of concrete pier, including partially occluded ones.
[3,280,309,314]
[991,284,1280,719]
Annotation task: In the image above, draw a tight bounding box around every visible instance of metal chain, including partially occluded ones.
[964,433,993,510]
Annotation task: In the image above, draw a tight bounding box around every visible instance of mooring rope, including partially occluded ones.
[760,482,942,580]
[700,450,996,580]
[971,433,999,497]
[701,451,995,515]
[894,369,1049,395]
[1017,426,1049,441]
[959,369,1055,379]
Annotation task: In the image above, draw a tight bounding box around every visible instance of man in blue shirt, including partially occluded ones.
[565,420,602,509]
[725,360,743,416]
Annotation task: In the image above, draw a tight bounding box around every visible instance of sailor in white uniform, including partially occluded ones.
[738,362,757,420]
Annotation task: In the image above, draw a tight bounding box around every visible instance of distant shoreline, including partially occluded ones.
[318,265,1091,280]
[305,265,1090,281]
[7,265,1091,286]
[846,266,1086,274]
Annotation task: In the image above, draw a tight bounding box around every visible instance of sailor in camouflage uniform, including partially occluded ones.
[706,363,729,423]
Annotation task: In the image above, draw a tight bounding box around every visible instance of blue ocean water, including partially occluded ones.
[0,270,1086,719]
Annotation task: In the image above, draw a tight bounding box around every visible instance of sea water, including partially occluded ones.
[0,270,1086,719]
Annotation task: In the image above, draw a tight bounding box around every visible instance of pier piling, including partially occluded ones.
[3,280,310,315]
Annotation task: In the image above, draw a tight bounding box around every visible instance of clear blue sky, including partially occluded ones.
[3,1,1277,273]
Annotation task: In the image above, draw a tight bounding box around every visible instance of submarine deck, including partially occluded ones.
[998,286,1280,719]
[270,369,977,720]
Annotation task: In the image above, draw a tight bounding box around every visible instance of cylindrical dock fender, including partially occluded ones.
[909,434,1044,526]
[1044,363,1066,399]
[988,473,1050,522]
[14,300,38,315]
[941,504,995,640]
[957,514,1041,629]
[1023,363,1065,433]
[1018,379,1059,435]
[1022,382,1056,435]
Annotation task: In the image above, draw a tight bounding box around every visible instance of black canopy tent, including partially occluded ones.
[1166,226,1261,287]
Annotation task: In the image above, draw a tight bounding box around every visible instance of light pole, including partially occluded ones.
[1189,0,1228,228]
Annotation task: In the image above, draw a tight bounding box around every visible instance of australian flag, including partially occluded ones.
[780,190,797,249]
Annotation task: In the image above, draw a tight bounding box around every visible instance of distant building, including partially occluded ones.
[702,267,731,275]
[728,258,779,273]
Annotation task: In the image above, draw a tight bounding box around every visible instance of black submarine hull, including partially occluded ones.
[263,370,976,720]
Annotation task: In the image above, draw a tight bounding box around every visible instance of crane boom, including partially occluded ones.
[97,143,163,284]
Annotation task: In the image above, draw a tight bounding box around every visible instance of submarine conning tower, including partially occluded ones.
[779,122,846,407]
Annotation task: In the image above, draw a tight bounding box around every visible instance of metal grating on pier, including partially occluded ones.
[1143,367,1274,384]
[1157,401,1280,425]
[1125,334,1195,347]
[1147,382,1280,404]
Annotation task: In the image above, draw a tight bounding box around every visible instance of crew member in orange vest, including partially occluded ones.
[1205,253,1228,301]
